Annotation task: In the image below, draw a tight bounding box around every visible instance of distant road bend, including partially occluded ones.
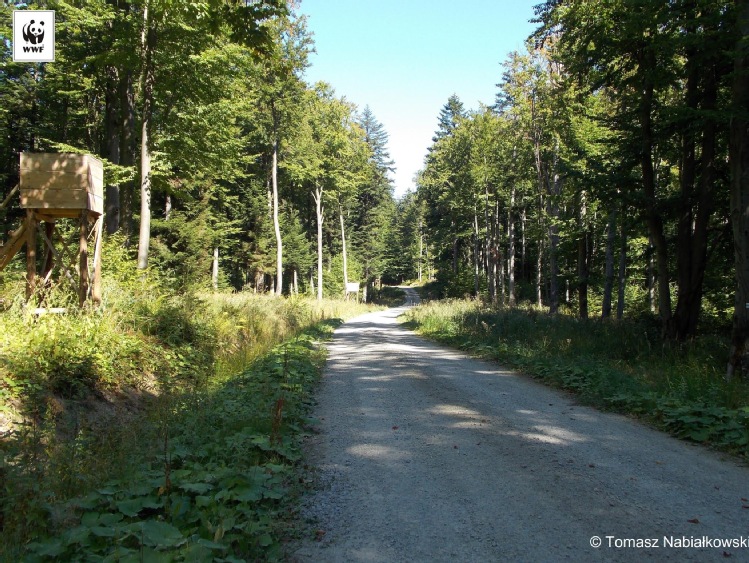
[293,287,749,562]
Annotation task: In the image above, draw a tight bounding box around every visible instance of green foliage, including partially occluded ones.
[281,206,314,283]
[405,300,749,457]
[17,324,336,562]
[0,241,376,558]
[323,253,363,298]
[408,0,738,343]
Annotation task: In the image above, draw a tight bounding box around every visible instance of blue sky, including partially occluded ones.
[299,0,539,198]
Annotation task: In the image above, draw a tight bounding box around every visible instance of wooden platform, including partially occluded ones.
[20,153,103,217]
[0,153,104,306]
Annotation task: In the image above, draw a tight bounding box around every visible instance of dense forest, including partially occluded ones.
[1,0,396,302]
[2,0,749,371]
[395,0,749,377]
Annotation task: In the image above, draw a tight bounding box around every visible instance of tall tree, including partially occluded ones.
[284,83,361,299]
[131,0,287,270]
[418,95,472,295]
[729,0,749,378]
[355,106,395,296]
[253,11,310,294]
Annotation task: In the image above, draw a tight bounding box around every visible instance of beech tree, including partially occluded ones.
[249,11,310,294]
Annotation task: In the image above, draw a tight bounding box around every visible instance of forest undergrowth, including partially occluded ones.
[0,237,378,561]
[404,298,749,460]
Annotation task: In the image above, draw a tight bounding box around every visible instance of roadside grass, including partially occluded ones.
[403,299,749,458]
[14,321,340,561]
[0,241,376,560]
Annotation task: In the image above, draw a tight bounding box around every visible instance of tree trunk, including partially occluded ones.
[547,173,561,315]
[639,68,672,327]
[687,66,718,332]
[673,19,700,336]
[452,218,459,276]
[418,220,423,283]
[577,233,589,319]
[473,204,480,298]
[272,135,282,296]
[105,66,121,235]
[728,0,749,378]
[577,190,590,319]
[617,223,628,320]
[491,197,506,305]
[521,207,527,284]
[647,238,656,313]
[602,207,617,318]
[313,186,324,301]
[137,3,155,270]
[137,111,151,269]
[536,238,543,308]
[485,187,496,305]
[496,199,504,304]
[30,66,41,152]
[533,140,545,309]
[426,244,432,280]
[340,205,348,294]
[120,70,135,239]
[508,186,516,306]
[212,246,219,290]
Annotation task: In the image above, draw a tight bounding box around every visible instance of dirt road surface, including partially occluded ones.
[292,288,749,562]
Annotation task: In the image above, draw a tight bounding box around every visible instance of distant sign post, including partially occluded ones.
[345,282,360,301]
[13,10,55,63]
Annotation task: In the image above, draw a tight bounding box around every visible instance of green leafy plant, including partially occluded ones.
[1,254,374,560]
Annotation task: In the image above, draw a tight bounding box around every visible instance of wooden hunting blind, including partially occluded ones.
[0,153,104,307]
[20,153,104,217]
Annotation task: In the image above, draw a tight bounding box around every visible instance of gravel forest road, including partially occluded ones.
[292,288,749,562]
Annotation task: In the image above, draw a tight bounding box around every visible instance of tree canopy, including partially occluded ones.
[404,0,747,377]
[1,0,397,301]
[2,0,749,375]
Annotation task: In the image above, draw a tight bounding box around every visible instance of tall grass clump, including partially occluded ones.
[0,235,377,559]
[405,299,749,457]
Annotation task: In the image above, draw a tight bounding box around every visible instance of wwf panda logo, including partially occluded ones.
[22,20,45,45]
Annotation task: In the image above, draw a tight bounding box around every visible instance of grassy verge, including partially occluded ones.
[0,244,376,560]
[16,320,340,561]
[404,299,749,458]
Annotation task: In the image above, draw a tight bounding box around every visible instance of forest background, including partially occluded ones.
[1,0,747,354]
[2,0,749,559]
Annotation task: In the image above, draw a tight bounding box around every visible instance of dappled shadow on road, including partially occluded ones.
[297,305,749,562]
